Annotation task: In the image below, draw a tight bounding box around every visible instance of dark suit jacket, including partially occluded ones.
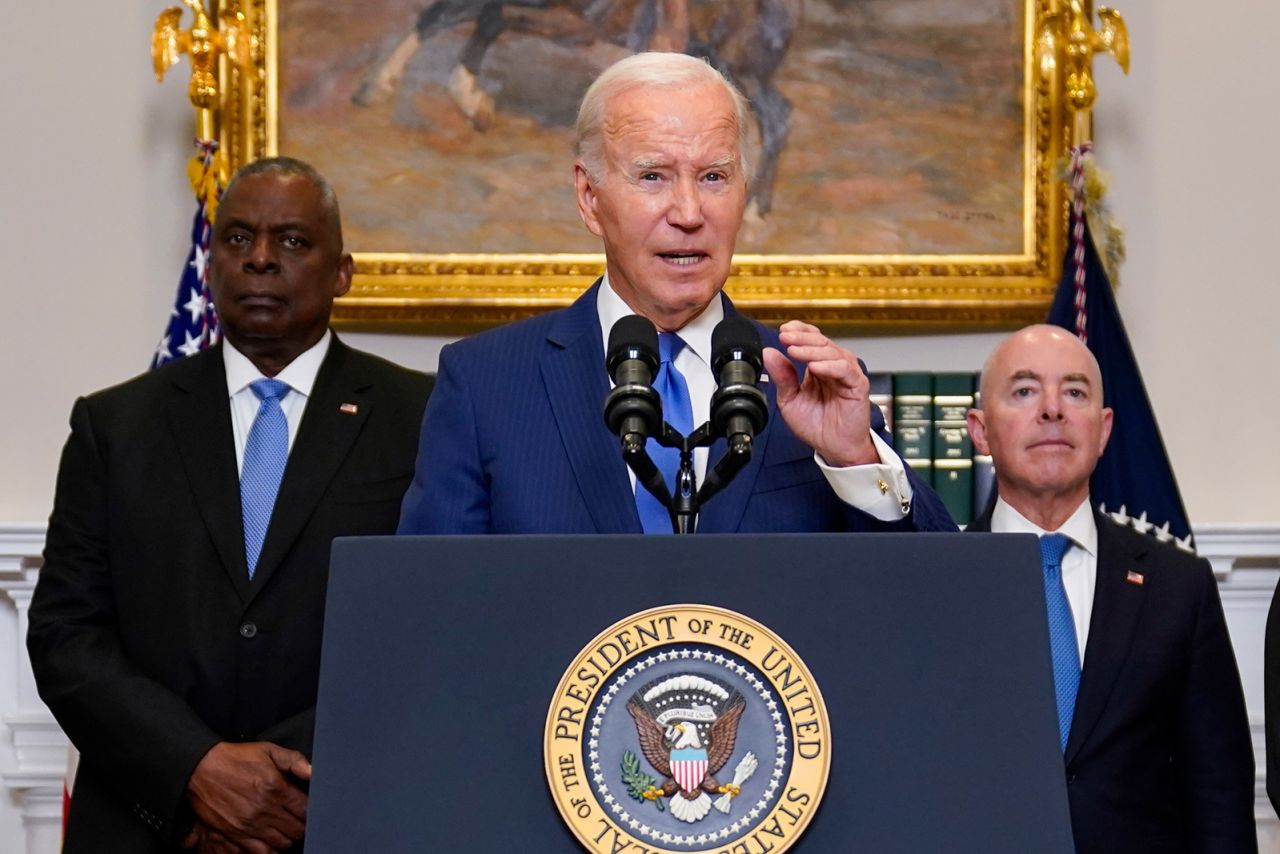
[398,283,955,534]
[969,505,1255,853]
[27,336,432,852]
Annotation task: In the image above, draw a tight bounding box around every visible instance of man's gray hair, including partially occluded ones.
[574,52,754,185]
[221,156,344,248]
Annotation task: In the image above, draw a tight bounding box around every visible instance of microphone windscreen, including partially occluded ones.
[711,315,763,374]
[607,315,660,376]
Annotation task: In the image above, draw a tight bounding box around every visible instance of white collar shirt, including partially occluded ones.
[597,276,720,486]
[990,496,1098,665]
[224,330,332,475]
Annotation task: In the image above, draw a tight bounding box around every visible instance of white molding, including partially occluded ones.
[0,524,45,573]
[0,526,66,854]
[1197,524,1280,578]
[3,715,66,776]
[5,785,63,854]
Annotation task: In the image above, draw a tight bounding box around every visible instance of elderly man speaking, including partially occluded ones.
[398,51,954,535]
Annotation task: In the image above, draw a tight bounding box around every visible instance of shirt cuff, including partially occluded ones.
[815,430,914,521]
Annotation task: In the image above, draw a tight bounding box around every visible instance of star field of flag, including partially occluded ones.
[151,140,223,369]
[151,198,220,369]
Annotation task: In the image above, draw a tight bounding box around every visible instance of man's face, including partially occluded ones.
[209,171,352,359]
[574,81,747,331]
[968,327,1113,508]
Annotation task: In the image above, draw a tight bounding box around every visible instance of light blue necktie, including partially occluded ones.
[1040,532,1080,752]
[241,378,290,579]
[636,333,693,534]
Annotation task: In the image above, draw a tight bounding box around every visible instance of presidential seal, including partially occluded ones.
[545,605,830,853]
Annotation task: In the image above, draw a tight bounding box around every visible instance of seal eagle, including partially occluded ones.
[626,676,747,823]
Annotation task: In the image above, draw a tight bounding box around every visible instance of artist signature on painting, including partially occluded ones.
[937,209,998,222]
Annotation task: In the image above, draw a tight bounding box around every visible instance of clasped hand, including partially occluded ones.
[182,741,311,854]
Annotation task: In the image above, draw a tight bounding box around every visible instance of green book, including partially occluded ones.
[932,373,974,523]
[893,373,933,485]
[935,460,974,525]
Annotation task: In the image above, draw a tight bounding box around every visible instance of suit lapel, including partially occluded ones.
[696,299,775,533]
[1064,508,1149,762]
[966,507,994,532]
[248,338,370,598]
[166,347,252,602]
[694,379,776,533]
[542,284,643,533]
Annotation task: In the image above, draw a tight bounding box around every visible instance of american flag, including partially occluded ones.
[151,138,224,369]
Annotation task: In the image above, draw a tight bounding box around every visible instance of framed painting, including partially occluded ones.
[221,0,1068,331]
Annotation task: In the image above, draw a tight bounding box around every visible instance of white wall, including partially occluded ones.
[1,5,193,523]
[1,1,1278,850]
[1090,0,1280,527]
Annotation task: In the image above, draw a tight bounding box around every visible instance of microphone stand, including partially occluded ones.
[624,422,757,534]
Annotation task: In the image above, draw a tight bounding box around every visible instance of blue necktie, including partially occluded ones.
[241,378,290,579]
[636,333,693,534]
[1040,532,1080,752]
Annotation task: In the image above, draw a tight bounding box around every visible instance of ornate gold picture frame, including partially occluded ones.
[221,0,1067,332]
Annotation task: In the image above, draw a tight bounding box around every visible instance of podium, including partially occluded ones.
[307,533,1073,853]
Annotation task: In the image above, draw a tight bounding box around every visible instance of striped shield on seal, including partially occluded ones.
[671,747,709,793]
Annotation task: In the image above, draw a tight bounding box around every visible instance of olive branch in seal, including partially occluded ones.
[621,750,665,812]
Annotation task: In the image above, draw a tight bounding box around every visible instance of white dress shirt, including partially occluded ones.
[596,277,913,521]
[224,331,331,475]
[990,496,1098,665]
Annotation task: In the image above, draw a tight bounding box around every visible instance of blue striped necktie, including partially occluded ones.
[1040,532,1079,752]
[636,333,693,534]
[241,378,290,579]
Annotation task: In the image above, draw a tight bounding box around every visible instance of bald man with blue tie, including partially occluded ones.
[966,325,1254,853]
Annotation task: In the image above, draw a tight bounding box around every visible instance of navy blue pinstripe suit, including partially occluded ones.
[398,283,955,535]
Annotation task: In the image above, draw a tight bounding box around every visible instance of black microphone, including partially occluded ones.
[710,316,768,452]
[604,315,662,449]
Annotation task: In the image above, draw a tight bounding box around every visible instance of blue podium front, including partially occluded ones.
[307,533,1073,853]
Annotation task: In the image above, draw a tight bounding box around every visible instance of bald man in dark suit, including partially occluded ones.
[968,325,1254,853]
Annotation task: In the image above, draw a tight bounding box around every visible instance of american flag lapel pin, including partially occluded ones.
[339,403,359,415]
[1126,569,1145,586]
